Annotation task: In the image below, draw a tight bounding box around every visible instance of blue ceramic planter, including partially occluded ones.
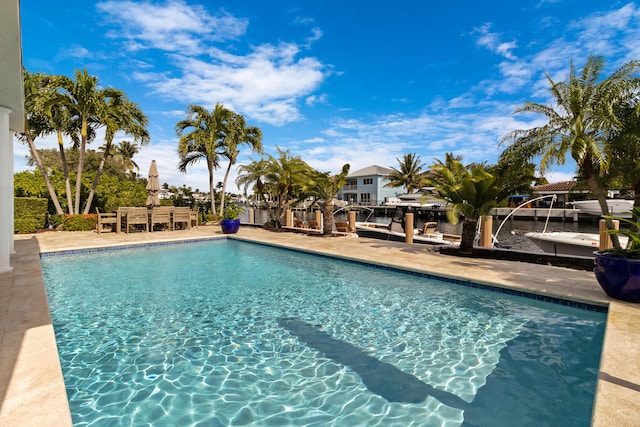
[220,219,240,234]
[594,252,640,302]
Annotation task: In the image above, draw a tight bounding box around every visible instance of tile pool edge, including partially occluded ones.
[38,236,226,257]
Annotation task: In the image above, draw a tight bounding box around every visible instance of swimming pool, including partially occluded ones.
[41,239,606,426]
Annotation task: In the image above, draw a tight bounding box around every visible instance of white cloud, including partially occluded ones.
[97,1,329,126]
[473,23,517,60]
[134,43,327,125]
[97,0,248,54]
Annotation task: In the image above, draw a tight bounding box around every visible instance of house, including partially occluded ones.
[337,165,399,205]
[530,181,589,207]
[1,1,25,273]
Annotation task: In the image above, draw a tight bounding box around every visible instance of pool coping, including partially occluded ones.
[1,228,639,426]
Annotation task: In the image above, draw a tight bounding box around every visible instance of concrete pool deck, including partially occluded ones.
[0,225,638,426]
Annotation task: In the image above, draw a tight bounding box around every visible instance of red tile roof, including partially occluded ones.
[532,181,579,193]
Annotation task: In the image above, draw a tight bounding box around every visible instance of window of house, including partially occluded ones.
[360,193,371,204]
[363,178,373,185]
[344,179,357,190]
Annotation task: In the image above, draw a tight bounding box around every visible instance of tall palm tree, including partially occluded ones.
[501,56,640,249]
[44,95,78,214]
[117,140,141,178]
[385,153,426,194]
[83,97,149,213]
[302,164,350,235]
[17,70,65,214]
[424,156,510,254]
[54,68,126,214]
[176,103,230,214]
[218,112,262,216]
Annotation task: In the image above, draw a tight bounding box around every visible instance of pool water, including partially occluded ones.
[41,240,606,426]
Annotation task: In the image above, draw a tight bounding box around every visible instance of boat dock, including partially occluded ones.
[491,207,580,221]
[342,206,582,221]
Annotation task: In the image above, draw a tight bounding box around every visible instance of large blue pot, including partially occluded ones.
[594,252,640,302]
[220,219,240,234]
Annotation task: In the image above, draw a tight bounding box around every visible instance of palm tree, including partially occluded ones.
[606,103,640,212]
[218,112,262,216]
[236,148,311,227]
[83,97,149,213]
[424,156,510,254]
[17,70,65,214]
[501,56,640,249]
[236,158,269,205]
[44,94,78,214]
[302,164,350,235]
[176,103,230,214]
[117,140,141,178]
[55,68,126,214]
[385,153,426,194]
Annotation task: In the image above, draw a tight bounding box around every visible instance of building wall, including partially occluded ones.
[338,175,399,205]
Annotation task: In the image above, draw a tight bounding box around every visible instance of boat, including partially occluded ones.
[570,199,634,218]
[525,231,628,257]
[385,188,447,208]
[355,205,461,246]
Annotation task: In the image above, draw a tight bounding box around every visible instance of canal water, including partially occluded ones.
[239,208,602,253]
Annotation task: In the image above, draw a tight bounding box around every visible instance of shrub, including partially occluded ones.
[14,197,48,233]
[48,214,65,228]
[61,214,97,231]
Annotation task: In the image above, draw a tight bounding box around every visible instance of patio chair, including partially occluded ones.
[96,208,118,234]
[172,207,191,230]
[190,209,199,228]
[150,207,172,232]
[335,222,349,233]
[308,220,320,230]
[124,207,149,233]
[294,218,308,228]
[422,222,438,235]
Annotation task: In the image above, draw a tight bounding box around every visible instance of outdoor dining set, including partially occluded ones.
[96,206,198,234]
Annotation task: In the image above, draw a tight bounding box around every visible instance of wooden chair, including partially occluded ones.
[124,207,149,233]
[308,220,320,230]
[294,218,308,229]
[190,209,199,228]
[96,208,118,234]
[150,207,172,232]
[422,222,438,235]
[335,222,349,233]
[172,207,191,230]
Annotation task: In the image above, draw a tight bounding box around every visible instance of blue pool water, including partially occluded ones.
[41,239,606,426]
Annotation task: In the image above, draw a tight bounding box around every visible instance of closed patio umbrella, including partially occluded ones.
[146,160,161,207]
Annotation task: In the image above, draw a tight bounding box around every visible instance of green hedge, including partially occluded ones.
[49,214,97,231]
[14,197,48,233]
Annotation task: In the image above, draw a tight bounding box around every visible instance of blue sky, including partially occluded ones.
[16,0,640,194]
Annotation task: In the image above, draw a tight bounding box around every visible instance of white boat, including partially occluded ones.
[571,199,634,218]
[525,231,628,257]
[355,205,461,246]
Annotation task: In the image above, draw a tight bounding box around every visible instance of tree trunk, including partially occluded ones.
[83,140,112,214]
[25,133,64,214]
[218,160,234,216]
[584,168,622,250]
[208,161,217,215]
[459,219,477,254]
[74,123,87,214]
[323,203,334,236]
[57,131,74,214]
